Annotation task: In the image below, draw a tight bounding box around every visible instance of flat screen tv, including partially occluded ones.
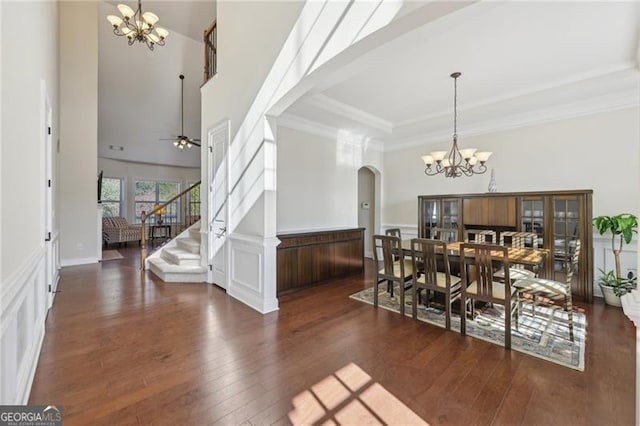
[97,170,103,203]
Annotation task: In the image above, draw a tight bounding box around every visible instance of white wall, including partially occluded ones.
[98,157,199,222]
[384,107,639,225]
[277,125,383,233]
[98,1,203,169]
[59,1,99,266]
[0,0,59,404]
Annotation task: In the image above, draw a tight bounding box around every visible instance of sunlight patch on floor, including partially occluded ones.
[288,362,429,425]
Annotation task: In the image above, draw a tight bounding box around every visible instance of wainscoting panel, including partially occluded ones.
[228,234,279,314]
[0,248,47,404]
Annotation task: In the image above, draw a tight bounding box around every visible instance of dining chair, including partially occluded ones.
[493,231,538,281]
[430,227,458,242]
[410,238,462,329]
[512,240,581,341]
[463,229,497,244]
[372,234,414,316]
[385,228,402,239]
[460,243,518,349]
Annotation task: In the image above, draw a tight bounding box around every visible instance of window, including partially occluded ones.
[186,181,201,225]
[134,180,181,223]
[101,177,123,217]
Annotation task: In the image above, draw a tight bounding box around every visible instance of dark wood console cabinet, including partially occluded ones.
[419,190,594,302]
[277,228,364,294]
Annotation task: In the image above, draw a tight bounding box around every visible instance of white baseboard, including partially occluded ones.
[60,257,98,267]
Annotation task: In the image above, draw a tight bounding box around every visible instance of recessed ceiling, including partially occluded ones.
[284,1,640,147]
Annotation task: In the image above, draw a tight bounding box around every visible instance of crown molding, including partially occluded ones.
[396,62,638,128]
[386,89,640,152]
[277,113,384,152]
[305,94,393,134]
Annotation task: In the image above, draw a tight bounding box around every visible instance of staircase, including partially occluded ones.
[146,223,207,283]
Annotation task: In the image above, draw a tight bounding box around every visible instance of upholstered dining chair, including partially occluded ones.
[464,229,497,244]
[512,240,581,341]
[430,227,458,243]
[373,234,414,316]
[410,238,462,329]
[493,231,539,281]
[460,243,518,349]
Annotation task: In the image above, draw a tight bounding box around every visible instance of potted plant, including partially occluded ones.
[597,268,637,307]
[593,213,638,305]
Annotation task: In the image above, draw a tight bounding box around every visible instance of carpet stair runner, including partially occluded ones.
[147,223,207,283]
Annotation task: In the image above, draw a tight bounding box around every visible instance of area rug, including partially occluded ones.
[102,250,124,261]
[350,286,586,371]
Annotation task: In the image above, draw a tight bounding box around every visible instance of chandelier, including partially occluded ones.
[422,72,492,178]
[106,0,169,50]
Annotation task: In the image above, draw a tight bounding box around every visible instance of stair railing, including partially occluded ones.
[140,180,201,269]
[203,19,217,83]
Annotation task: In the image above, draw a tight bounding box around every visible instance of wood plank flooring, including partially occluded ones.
[29,247,635,425]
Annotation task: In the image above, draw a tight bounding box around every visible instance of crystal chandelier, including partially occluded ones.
[106,0,169,51]
[422,72,492,178]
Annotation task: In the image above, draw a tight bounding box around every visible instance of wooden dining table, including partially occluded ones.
[400,240,549,275]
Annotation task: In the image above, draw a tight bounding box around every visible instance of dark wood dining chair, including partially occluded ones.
[373,234,414,316]
[512,240,581,341]
[460,243,518,349]
[493,231,538,281]
[464,229,497,244]
[430,227,458,242]
[410,238,462,329]
[385,228,402,239]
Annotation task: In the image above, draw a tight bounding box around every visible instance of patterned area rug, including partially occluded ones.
[350,286,586,371]
[102,250,124,261]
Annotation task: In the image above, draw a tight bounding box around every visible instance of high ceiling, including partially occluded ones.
[105,0,215,41]
[284,1,640,148]
[99,1,216,167]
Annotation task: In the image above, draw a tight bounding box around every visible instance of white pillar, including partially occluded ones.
[621,290,640,426]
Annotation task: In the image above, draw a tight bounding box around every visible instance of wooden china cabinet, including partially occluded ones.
[418,190,594,302]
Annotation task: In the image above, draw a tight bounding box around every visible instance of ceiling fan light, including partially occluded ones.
[117,4,135,19]
[142,11,159,27]
[186,142,192,148]
[107,15,123,27]
[173,141,179,147]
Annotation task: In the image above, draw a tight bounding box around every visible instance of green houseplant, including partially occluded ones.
[593,213,638,305]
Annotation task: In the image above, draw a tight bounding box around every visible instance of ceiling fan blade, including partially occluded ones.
[188,138,201,142]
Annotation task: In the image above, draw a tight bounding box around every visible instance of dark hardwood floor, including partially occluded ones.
[29,246,635,425]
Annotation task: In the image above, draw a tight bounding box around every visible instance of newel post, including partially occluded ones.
[140,211,147,270]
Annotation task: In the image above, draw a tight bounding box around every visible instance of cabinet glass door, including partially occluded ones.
[521,198,544,248]
[421,199,439,238]
[442,199,459,231]
[553,197,581,290]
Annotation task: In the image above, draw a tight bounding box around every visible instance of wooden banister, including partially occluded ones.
[203,20,217,84]
[140,180,201,269]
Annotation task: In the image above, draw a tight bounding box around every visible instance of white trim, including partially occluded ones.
[17,322,45,404]
[0,248,45,318]
[60,257,99,267]
[277,112,384,152]
[305,93,393,134]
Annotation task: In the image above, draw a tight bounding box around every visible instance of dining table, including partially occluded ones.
[400,239,549,276]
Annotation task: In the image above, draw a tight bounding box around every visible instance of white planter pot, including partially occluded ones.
[600,284,622,307]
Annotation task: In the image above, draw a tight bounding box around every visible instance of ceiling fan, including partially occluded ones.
[160,74,201,150]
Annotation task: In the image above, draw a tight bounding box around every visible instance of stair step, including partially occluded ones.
[148,257,206,283]
[177,238,200,254]
[161,247,201,266]
[188,227,201,242]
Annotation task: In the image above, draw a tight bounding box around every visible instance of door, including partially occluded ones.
[207,121,229,288]
[42,83,55,308]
